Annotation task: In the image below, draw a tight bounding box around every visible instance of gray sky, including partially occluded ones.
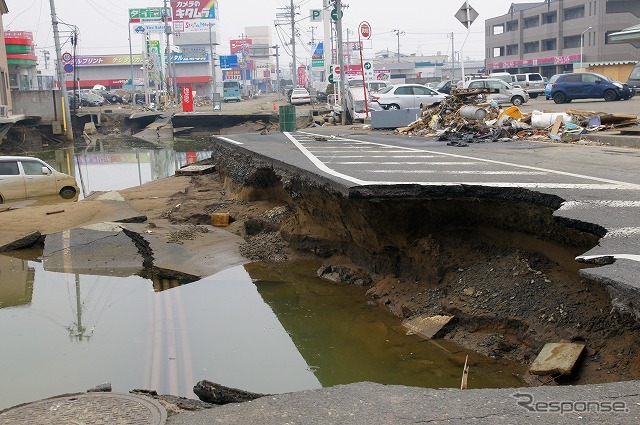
[5,0,517,64]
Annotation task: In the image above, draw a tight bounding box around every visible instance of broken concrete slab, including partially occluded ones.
[42,222,144,276]
[175,164,215,176]
[0,230,41,253]
[0,192,145,252]
[402,314,454,339]
[529,342,585,376]
[120,222,247,282]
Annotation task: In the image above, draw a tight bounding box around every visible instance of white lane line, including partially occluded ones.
[319,155,438,159]
[283,132,368,185]
[368,170,547,175]
[559,200,640,210]
[577,254,640,263]
[217,136,243,145]
[326,161,478,165]
[305,149,422,153]
[297,131,640,190]
[604,228,640,238]
[350,182,633,190]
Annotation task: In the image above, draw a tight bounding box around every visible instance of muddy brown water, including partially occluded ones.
[0,143,529,409]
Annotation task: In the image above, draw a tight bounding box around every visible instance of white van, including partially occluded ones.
[0,156,79,203]
[512,73,545,98]
[346,86,369,123]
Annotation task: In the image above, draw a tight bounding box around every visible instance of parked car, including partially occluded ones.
[626,61,640,94]
[0,156,79,203]
[549,72,633,104]
[466,78,529,106]
[93,89,124,104]
[79,91,105,106]
[369,84,447,110]
[434,80,455,94]
[316,90,328,102]
[289,88,311,105]
[512,72,545,98]
[545,74,560,99]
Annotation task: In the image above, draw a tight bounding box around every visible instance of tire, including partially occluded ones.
[553,92,566,104]
[603,89,619,102]
[529,93,539,99]
[387,104,400,110]
[511,96,524,106]
[111,96,118,103]
[59,186,77,199]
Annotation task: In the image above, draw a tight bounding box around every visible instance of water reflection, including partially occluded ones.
[0,254,320,410]
[9,142,213,201]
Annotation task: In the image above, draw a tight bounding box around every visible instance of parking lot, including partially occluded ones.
[518,95,640,115]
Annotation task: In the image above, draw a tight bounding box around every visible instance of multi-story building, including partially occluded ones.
[485,0,640,78]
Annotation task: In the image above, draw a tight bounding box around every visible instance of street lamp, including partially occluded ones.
[580,26,592,71]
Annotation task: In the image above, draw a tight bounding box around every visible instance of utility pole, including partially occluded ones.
[208,23,218,108]
[290,0,297,85]
[43,50,50,69]
[309,26,316,87]
[272,44,281,100]
[163,0,171,106]
[449,32,455,79]
[335,0,345,124]
[393,29,404,63]
[49,0,73,141]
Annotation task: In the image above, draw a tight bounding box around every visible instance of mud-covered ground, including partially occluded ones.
[138,164,640,388]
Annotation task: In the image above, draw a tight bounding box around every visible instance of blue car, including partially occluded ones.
[544,74,560,100]
[549,72,633,104]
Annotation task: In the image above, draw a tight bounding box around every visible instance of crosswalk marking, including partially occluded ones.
[287,131,640,190]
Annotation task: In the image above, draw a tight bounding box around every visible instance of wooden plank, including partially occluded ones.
[549,115,563,136]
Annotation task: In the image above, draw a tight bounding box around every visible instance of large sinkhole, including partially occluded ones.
[224,165,640,385]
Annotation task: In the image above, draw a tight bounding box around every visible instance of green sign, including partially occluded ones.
[147,40,161,56]
[328,73,335,84]
[331,8,343,21]
[312,59,324,68]
[129,7,170,21]
[364,61,372,70]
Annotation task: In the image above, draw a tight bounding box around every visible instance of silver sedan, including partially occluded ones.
[369,84,447,110]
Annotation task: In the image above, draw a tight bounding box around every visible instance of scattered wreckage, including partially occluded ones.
[394,88,638,145]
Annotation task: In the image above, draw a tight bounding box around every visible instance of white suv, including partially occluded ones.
[513,73,545,98]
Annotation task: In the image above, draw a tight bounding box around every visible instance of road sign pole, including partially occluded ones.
[358,21,371,119]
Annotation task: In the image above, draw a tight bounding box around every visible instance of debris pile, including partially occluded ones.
[395,89,639,145]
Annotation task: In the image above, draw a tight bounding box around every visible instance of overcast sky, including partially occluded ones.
[5,0,518,64]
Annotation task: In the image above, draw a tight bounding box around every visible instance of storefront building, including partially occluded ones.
[485,0,640,78]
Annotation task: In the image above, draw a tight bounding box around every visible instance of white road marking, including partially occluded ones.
[577,254,640,263]
[559,200,640,210]
[319,155,438,159]
[217,136,243,145]
[368,170,548,175]
[283,132,368,185]
[326,161,478,165]
[294,131,640,190]
[604,228,640,238]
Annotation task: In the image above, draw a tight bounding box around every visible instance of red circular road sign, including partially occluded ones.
[359,21,371,40]
[62,52,72,62]
[334,65,341,74]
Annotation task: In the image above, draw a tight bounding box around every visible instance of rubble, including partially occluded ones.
[394,88,639,144]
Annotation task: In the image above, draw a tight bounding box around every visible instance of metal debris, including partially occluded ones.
[394,89,638,144]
